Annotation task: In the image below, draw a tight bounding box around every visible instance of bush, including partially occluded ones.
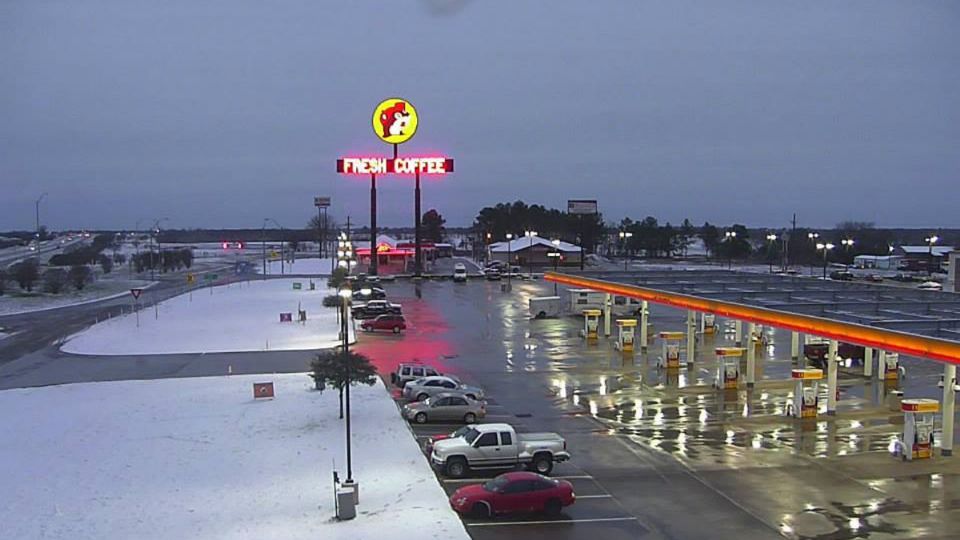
[327,267,348,290]
[43,268,68,294]
[12,260,40,292]
[99,254,114,274]
[322,294,343,308]
[68,265,93,290]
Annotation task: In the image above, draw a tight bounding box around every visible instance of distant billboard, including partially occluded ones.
[567,199,598,215]
[314,196,331,208]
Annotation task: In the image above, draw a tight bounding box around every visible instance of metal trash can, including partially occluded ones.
[336,487,356,520]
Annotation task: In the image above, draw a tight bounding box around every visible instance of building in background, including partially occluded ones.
[487,236,582,267]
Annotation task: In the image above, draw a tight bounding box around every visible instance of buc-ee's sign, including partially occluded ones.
[372,98,418,145]
[336,157,454,175]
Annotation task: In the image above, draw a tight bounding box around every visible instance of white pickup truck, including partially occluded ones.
[430,423,570,478]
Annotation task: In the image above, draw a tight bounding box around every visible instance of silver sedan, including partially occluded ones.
[403,375,485,402]
[403,393,487,424]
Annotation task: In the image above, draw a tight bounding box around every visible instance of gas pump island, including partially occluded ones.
[714,347,745,390]
[788,368,824,419]
[900,398,939,461]
[615,319,638,352]
[582,309,602,340]
[658,331,686,369]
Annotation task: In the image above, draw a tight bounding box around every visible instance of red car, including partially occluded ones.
[360,314,406,334]
[449,471,575,518]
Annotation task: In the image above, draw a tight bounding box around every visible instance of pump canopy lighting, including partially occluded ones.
[336,157,454,175]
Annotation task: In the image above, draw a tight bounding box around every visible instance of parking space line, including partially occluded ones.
[466,516,638,527]
[575,494,612,499]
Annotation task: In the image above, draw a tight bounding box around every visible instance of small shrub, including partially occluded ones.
[43,268,68,294]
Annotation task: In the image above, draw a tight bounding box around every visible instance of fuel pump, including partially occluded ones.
[900,399,938,461]
[702,313,716,335]
[714,347,744,389]
[658,331,685,369]
[883,352,901,381]
[788,368,823,419]
[581,309,601,340]
[615,319,637,352]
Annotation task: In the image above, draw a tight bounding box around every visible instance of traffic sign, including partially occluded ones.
[186,273,195,284]
[205,273,218,281]
[130,288,143,299]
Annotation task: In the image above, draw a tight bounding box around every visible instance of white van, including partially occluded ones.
[453,263,468,282]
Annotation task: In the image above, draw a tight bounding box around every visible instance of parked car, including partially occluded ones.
[485,269,502,281]
[403,375,484,402]
[353,286,387,301]
[360,314,406,334]
[866,274,884,283]
[403,393,486,424]
[431,423,570,478]
[352,300,402,319]
[391,363,442,388]
[453,263,468,282]
[918,281,943,291]
[449,471,575,518]
[829,270,855,281]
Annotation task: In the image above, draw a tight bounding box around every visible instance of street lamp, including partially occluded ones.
[765,233,777,273]
[840,238,855,267]
[524,230,537,278]
[34,192,48,249]
[807,232,820,275]
[619,231,633,271]
[505,233,514,291]
[151,217,170,281]
[724,230,737,269]
[925,235,939,275]
[337,284,355,482]
[264,218,285,275]
[816,242,835,279]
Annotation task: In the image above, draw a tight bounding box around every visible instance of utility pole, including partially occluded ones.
[35,193,48,248]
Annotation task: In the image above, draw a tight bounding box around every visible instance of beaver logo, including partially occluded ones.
[371,98,418,144]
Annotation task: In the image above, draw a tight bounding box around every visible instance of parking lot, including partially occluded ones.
[353,265,960,540]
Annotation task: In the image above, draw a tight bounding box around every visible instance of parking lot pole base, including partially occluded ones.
[342,479,359,505]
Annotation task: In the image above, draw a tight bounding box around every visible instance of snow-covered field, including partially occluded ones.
[0,374,469,540]
[262,257,335,276]
[0,277,155,316]
[62,278,346,355]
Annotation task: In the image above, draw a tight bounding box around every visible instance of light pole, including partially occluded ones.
[765,234,777,273]
[151,218,169,281]
[265,218,285,275]
[524,230,537,278]
[724,230,737,269]
[549,239,561,295]
[337,284,354,481]
[807,232,820,275]
[505,233,513,290]
[619,231,633,271]
[925,235,939,275]
[840,238,855,267]
[34,192,48,249]
[816,242,835,279]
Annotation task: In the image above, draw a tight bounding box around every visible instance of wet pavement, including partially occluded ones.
[358,276,960,539]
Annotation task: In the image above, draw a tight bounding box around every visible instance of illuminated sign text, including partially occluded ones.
[337,157,454,175]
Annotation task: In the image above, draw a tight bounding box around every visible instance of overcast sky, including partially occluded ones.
[2,1,958,231]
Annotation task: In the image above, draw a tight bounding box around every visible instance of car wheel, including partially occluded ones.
[415,412,428,424]
[471,502,490,519]
[417,393,429,402]
[464,412,476,423]
[544,498,562,516]
[445,457,468,478]
[537,311,546,319]
[392,326,400,334]
[531,453,553,475]
[465,394,476,401]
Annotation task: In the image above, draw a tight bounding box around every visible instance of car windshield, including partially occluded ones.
[451,426,472,437]
[462,427,481,445]
[482,475,511,493]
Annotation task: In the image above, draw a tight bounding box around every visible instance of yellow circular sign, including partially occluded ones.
[372,98,418,144]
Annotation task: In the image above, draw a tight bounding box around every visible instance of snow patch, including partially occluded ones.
[0,374,469,540]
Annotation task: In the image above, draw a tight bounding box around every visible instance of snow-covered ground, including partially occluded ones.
[62,278,347,355]
[261,257,335,276]
[0,277,155,316]
[0,374,469,540]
